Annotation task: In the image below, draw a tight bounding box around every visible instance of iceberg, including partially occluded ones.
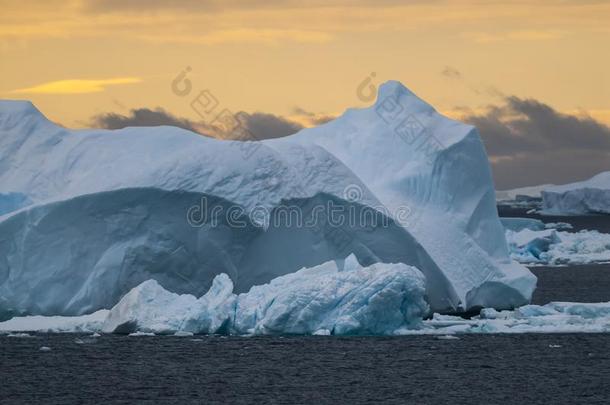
[0,310,108,333]
[0,82,535,319]
[269,81,535,311]
[1,256,428,336]
[505,228,610,265]
[542,171,610,215]
[500,217,545,232]
[496,184,554,201]
[103,256,429,335]
[5,298,610,336]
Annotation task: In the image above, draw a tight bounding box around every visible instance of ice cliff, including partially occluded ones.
[542,171,610,215]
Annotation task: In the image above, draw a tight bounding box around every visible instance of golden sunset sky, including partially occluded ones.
[1,0,609,130]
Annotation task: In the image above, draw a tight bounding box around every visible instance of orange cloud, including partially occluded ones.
[10,77,142,95]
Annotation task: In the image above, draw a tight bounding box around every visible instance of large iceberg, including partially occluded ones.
[0,81,535,320]
[542,172,610,215]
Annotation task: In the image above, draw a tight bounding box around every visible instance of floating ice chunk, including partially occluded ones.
[39,346,52,351]
[102,280,200,334]
[500,217,545,232]
[544,222,573,230]
[505,229,560,263]
[0,310,109,333]
[506,228,610,265]
[398,301,610,335]
[128,331,156,337]
[180,274,236,334]
[233,259,428,335]
[101,256,428,336]
[435,335,460,340]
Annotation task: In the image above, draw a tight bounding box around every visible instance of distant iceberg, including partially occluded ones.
[498,172,610,215]
[0,81,535,320]
[496,184,554,201]
[542,171,610,215]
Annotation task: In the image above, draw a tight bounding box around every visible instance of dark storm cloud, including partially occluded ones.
[91,108,201,133]
[235,111,303,139]
[461,97,610,189]
[91,107,304,140]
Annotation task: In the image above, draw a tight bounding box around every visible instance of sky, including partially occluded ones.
[1,0,609,188]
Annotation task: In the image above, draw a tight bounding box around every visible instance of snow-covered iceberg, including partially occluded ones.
[101,256,428,335]
[542,172,610,215]
[0,82,535,319]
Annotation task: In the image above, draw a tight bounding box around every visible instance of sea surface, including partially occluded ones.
[1,212,610,404]
[1,332,610,404]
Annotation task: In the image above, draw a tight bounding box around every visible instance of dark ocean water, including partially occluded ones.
[2,333,610,404]
[531,264,610,304]
[1,212,610,404]
[498,206,610,233]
